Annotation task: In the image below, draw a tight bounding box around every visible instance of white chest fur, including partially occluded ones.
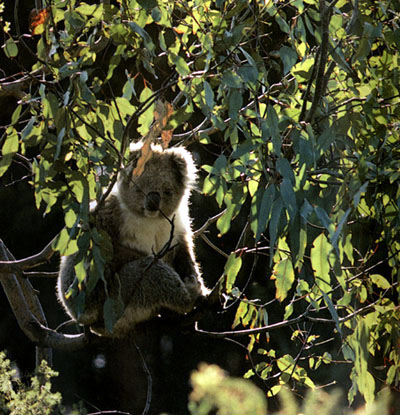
[118,205,184,255]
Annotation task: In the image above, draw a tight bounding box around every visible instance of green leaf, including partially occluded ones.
[138,87,155,135]
[232,300,249,329]
[276,158,295,184]
[127,21,154,52]
[278,46,298,75]
[328,43,355,77]
[315,128,335,159]
[224,253,242,293]
[300,199,313,223]
[75,3,103,17]
[272,257,295,302]
[269,197,283,263]
[238,64,258,84]
[92,243,106,283]
[231,140,256,159]
[217,183,246,235]
[351,321,375,403]
[221,70,243,88]
[314,206,334,239]
[238,47,258,84]
[370,274,391,289]
[203,80,215,110]
[11,105,22,125]
[67,171,88,204]
[103,297,124,335]
[216,202,235,234]
[322,291,342,337]
[255,185,276,242]
[266,105,280,155]
[53,228,72,255]
[280,178,297,222]
[331,208,351,250]
[169,53,190,76]
[54,127,65,161]
[74,257,87,284]
[292,57,315,82]
[353,182,368,207]
[3,38,18,58]
[137,0,158,10]
[0,128,19,177]
[310,233,332,292]
[229,89,243,121]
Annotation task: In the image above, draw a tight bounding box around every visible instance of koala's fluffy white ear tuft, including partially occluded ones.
[166,146,197,189]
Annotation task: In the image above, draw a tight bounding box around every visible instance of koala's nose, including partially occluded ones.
[145,192,161,211]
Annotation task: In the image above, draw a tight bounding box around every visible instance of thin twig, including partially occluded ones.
[88,412,132,415]
[193,210,226,238]
[194,312,307,338]
[134,342,152,415]
[22,271,59,279]
[194,211,229,257]
[199,234,229,259]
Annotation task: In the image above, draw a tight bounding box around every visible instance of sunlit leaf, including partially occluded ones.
[224,253,242,293]
[310,233,332,292]
[0,128,19,177]
[271,257,294,302]
[370,274,391,289]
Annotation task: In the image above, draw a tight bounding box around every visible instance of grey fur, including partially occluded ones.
[57,144,209,337]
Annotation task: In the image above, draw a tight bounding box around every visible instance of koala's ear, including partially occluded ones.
[119,150,141,184]
[118,163,134,185]
[169,148,197,188]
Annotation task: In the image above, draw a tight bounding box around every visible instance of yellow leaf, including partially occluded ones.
[272,257,294,302]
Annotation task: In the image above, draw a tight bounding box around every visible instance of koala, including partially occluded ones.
[57,143,209,337]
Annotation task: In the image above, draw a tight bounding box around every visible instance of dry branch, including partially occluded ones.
[0,234,57,273]
[0,239,88,351]
[0,69,46,99]
[194,313,308,338]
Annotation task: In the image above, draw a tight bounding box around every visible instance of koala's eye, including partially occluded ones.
[164,189,173,197]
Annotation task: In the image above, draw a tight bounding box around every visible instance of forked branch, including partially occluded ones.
[0,239,88,351]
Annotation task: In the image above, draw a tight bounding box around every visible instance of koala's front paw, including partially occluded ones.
[184,275,201,298]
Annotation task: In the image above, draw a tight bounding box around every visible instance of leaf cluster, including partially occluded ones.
[0,352,63,415]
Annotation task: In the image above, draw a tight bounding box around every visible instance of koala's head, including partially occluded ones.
[117,143,197,218]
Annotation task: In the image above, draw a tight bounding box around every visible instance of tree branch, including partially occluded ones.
[305,0,333,124]
[194,313,308,338]
[0,234,58,273]
[0,239,88,351]
[0,69,46,98]
[193,210,226,238]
